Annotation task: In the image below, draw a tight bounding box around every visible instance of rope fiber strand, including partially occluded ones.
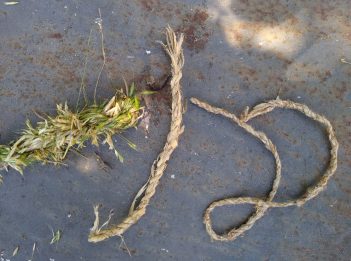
[88,26,185,243]
[190,97,338,241]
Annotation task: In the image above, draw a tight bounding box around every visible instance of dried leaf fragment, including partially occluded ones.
[4,1,19,5]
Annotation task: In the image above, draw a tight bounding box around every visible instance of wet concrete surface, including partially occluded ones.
[0,0,350,260]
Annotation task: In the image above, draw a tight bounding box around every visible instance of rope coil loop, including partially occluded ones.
[190,97,338,241]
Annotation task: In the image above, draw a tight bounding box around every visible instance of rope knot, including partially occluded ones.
[257,201,268,210]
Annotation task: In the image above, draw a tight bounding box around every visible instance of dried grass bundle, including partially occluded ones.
[0,86,142,175]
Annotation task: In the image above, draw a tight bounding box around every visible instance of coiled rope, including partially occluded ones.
[190,97,338,241]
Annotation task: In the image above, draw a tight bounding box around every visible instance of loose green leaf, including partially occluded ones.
[129,82,135,97]
[50,229,61,245]
[139,90,157,95]
[119,135,137,150]
[12,245,19,256]
[114,149,124,163]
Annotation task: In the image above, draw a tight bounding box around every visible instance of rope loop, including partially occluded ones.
[190,97,338,241]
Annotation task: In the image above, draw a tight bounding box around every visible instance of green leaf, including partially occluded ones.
[129,82,135,97]
[50,229,61,245]
[119,135,137,150]
[139,90,157,95]
[114,149,124,163]
[134,96,140,109]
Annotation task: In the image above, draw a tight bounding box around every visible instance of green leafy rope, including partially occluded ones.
[0,87,143,177]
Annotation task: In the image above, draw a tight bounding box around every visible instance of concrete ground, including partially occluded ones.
[0,0,350,260]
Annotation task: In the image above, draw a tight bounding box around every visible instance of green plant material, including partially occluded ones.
[50,229,62,245]
[0,87,142,174]
[12,245,19,256]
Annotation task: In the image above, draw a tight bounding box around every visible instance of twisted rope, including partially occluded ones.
[190,97,338,241]
[87,26,338,244]
[88,26,185,242]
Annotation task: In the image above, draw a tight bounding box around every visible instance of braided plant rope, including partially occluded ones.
[0,90,142,176]
[88,26,185,242]
[190,97,338,241]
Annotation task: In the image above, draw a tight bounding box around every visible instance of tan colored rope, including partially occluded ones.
[87,26,338,244]
[88,26,185,243]
[190,97,338,241]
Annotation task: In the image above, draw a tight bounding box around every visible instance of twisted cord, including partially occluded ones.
[89,26,185,243]
[190,97,338,241]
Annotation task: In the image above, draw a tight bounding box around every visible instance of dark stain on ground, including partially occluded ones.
[140,0,153,11]
[34,51,79,84]
[177,8,211,51]
[138,1,211,51]
[237,64,258,82]
[10,41,22,49]
[334,83,347,101]
[48,32,63,39]
[124,67,172,127]
[148,84,172,127]
[138,0,183,19]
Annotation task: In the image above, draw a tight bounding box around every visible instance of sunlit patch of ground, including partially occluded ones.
[208,0,351,83]
[209,0,305,59]
[75,155,99,173]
